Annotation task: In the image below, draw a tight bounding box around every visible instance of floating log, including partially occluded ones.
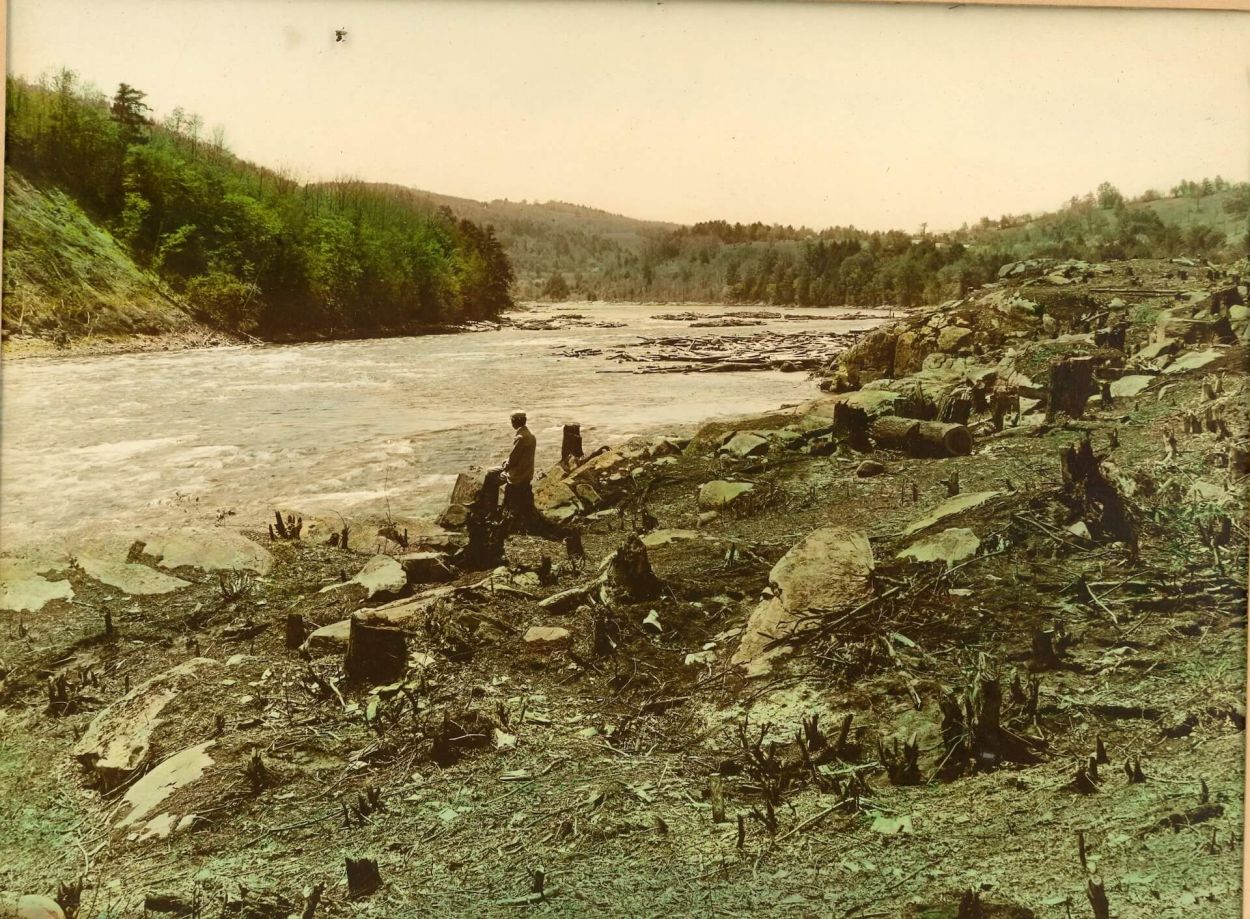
[869,416,972,457]
[343,613,406,684]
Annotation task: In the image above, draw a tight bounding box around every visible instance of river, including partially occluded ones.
[0,302,886,550]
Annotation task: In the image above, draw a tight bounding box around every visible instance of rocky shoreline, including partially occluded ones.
[1,256,1246,918]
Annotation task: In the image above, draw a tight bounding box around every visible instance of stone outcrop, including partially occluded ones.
[732,527,874,677]
[74,658,223,790]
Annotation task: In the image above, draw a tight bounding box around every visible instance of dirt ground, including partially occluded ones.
[1,257,1246,918]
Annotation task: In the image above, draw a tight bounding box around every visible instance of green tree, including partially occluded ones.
[110,83,150,146]
[541,272,571,301]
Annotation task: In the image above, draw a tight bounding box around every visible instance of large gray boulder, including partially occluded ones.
[698,481,756,510]
[732,527,874,677]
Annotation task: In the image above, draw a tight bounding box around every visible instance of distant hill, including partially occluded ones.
[354,184,678,300]
[370,179,1248,308]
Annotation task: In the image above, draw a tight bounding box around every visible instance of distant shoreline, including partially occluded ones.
[0,320,503,363]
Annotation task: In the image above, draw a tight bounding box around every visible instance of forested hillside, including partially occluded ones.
[387,178,1249,307]
[359,183,676,302]
[3,71,514,341]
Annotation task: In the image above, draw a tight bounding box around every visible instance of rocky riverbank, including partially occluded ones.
[1,256,1246,918]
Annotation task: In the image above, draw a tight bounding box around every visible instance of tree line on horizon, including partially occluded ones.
[528,179,1249,306]
[4,70,514,337]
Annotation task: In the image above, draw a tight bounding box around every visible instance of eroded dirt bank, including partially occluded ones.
[1,257,1246,918]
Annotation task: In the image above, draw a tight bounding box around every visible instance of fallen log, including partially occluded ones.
[869,416,972,457]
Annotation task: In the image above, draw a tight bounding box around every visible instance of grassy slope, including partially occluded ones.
[2,170,193,340]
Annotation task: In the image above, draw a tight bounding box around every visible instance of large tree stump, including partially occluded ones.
[1046,356,1095,420]
[344,613,407,684]
[285,613,309,650]
[600,534,662,606]
[1058,437,1136,551]
[936,385,973,425]
[345,858,382,897]
[561,423,585,469]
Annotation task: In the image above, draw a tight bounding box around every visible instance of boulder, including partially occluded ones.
[0,896,65,919]
[76,557,190,595]
[855,460,887,478]
[897,527,980,565]
[937,325,974,353]
[524,626,572,651]
[74,658,222,790]
[336,555,409,601]
[732,527,874,677]
[689,409,800,451]
[718,431,769,458]
[839,327,897,382]
[893,330,932,375]
[437,473,482,529]
[698,481,756,510]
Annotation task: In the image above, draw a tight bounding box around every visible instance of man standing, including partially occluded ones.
[481,411,536,515]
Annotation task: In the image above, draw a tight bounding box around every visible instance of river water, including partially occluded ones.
[0,302,885,549]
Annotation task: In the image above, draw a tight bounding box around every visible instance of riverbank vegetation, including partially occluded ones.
[4,70,514,341]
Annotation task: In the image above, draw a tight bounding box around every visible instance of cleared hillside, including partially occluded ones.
[1,170,193,342]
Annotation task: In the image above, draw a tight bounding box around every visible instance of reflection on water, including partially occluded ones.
[0,302,884,546]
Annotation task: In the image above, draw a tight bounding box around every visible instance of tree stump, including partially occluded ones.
[285,613,309,650]
[344,614,406,684]
[1046,356,1095,420]
[936,385,973,425]
[345,858,382,898]
[561,424,584,469]
[600,534,662,606]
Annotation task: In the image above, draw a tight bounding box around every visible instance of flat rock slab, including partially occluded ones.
[1109,375,1154,398]
[0,557,73,613]
[1163,348,1222,375]
[77,527,273,575]
[733,526,873,677]
[118,740,216,830]
[698,481,756,510]
[718,431,769,458]
[524,626,572,650]
[76,557,190,595]
[74,657,222,789]
[898,527,980,565]
[903,491,1001,537]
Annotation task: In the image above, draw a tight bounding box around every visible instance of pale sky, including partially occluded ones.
[8,0,1250,231]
